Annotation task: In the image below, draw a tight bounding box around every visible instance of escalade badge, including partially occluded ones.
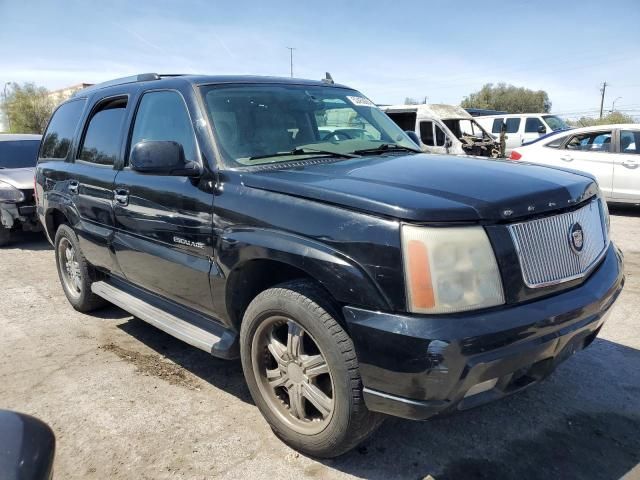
[568,222,584,254]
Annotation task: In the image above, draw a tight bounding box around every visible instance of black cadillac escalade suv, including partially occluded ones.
[35,74,624,457]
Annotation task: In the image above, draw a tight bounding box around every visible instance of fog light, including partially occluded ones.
[464,378,498,398]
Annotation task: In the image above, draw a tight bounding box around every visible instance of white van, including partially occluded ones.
[475,114,570,153]
[382,104,499,157]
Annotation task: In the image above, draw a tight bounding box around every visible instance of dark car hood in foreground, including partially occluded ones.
[0,167,35,190]
[241,154,598,222]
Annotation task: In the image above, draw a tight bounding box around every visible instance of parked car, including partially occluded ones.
[510,124,640,204]
[0,410,55,480]
[382,104,499,157]
[0,134,42,246]
[475,113,570,153]
[36,74,623,457]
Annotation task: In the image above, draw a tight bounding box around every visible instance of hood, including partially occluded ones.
[241,154,598,222]
[0,167,35,190]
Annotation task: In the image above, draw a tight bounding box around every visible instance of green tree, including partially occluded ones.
[1,82,55,134]
[461,83,551,113]
[567,111,637,127]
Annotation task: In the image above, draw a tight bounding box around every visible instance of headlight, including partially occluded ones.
[0,181,25,203]
[402,225,504,314]
[597,191,610,236]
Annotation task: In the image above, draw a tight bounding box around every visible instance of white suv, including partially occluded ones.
[475,114,570,153]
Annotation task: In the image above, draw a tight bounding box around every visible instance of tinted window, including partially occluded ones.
[525,117,545,133]
[420,121,434,145]
[491,119,503,134]
[505,118,521,133]
[620,130,640,155]
[0,140,41,168]
[130,91,196,162]
[565,131,612,152]
[40,100,86,159]
[78,97,127,165]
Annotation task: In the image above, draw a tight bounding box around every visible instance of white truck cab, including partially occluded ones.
[382,104,499,157]
[475,113,570,154]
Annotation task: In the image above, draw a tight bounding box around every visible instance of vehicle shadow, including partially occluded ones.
[3,231,51,251]
[609,204,640,217]
[112,316,640,479]
[116,316,252,404]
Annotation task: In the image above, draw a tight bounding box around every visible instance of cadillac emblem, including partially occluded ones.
[568,222,584,254]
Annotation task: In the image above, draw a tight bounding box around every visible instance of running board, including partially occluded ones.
[91,280,238,359]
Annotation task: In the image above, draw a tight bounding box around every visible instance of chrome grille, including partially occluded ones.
[508,199,608,288]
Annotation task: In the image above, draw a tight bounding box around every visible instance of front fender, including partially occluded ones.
[217,227,392,312]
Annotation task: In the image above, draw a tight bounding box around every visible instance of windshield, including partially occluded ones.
[542,115,569,131]
[200,84,419,166]
[443,119,491,140]
[0,140,40,169]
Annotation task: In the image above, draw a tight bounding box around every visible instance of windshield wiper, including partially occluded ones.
[249,147,359,161]
[352,143,421,155]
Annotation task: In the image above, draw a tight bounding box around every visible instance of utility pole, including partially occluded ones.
[287,47,296,78]
[599,81,607,119]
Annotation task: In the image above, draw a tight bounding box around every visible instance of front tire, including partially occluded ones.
[240,280,383,458]
[54,224,106,312]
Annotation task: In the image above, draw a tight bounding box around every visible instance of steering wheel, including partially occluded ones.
[322,130,353,141]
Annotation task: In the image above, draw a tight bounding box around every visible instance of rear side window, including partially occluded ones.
[419,121,434,145]
[0,140,40,168]
[545,136,566,148]
[78,97,128,165]
[386,112,416,132]
[40,99,86,160]
[505,118,521,133]
[491,119,503,133]
[130,91,197,163]
[525,117,545,133]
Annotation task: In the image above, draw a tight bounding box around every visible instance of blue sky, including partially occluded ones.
[1,0,639,118]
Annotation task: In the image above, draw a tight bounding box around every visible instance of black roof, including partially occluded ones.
[73,73,352,97]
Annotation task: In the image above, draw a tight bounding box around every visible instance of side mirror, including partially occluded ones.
[538,125,547,134]
[404,130,421,147]
[130,141,201,177]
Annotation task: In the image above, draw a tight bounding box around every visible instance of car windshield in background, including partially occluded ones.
[0,140,41,169]
[542,115,569,131]
[200,84,419,166]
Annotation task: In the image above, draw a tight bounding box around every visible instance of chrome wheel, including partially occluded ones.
[252,316,335,435]
[58,237,82,298]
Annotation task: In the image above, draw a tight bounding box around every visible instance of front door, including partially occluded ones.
[522,116,547,144]
[418,120,448,154]
[112,89,216,315]
[612,129,640,202]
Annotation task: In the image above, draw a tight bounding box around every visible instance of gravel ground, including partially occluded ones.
[1,207,639,480]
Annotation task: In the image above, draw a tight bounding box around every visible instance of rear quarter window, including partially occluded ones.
[40,99,86,160]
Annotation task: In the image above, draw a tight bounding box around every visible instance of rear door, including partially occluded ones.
[560,130,615,198]
[66,94,127,271]
[612,129,640,202]
[112,89,216,315]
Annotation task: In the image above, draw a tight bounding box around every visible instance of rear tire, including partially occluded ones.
[0,228,10,247]
[240,280,383,458]
[54,224,107,312]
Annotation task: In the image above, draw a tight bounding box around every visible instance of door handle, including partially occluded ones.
[560,155,573,162]
[68,181,79,195]
[622,159,638,169]
[113,189,129,206]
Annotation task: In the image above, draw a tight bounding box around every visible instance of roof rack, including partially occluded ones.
[72,73,183,97]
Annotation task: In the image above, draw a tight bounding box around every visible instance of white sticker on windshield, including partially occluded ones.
[346,96,376,107]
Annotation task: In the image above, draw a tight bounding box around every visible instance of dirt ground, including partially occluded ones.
[1,207,639,480]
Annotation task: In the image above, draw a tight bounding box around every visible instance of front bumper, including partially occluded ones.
[1,200,40,232]
[343,243,624,420]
